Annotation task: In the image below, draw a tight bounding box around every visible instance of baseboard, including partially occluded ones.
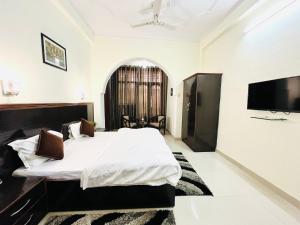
[216,150,300,210]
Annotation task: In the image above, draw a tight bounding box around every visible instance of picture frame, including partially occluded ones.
[41,33,67,71]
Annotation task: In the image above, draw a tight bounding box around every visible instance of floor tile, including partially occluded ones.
[165,135,300,225]
[39,134,300,225]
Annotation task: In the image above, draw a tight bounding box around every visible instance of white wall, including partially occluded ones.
[0,0,92,104]
[1,0,298,202]
[0,0,200,138]
[202,0,300,201]
[90,37,201,137]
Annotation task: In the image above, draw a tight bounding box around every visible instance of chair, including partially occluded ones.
[121,115,137,128]
[149,115,166,134]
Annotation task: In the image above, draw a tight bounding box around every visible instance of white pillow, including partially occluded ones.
[68,122,83,139]
[8,130,63,168]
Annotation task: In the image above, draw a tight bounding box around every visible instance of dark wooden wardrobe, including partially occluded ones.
[182,73,222,152]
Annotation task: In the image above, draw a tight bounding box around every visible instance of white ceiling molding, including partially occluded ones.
[200,0,260,49]
[50,0,95,44]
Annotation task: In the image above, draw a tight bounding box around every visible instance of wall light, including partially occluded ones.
[244,0,297,33]
[1,80,21,96]
[76,88,86,101]
[80,91,85,101]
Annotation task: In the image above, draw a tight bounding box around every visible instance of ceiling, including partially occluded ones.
[67,0,242,41]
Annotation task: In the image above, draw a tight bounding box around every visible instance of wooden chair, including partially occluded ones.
[149,115,166,134]
[121,115,137,128]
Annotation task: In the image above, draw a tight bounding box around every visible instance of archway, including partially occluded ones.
[101,57,174,94]
[103,58,170,131]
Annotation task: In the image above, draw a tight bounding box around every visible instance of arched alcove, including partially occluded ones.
[101,57,175,94]
[102,58,173,132]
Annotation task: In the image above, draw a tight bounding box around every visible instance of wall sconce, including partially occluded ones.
[80,92,85,101]
[1,80,21,96]
[77,89,85,101]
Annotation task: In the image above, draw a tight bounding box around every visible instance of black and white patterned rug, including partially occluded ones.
[45,210,175,225]
[173,152,213,196]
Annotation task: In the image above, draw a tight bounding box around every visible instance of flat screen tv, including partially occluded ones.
[247,76,300,112]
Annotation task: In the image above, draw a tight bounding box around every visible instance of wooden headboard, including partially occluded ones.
[0,103,94,176]
[0,103,94,138]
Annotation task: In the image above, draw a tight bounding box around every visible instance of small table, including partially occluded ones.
[0,177,47,225]
[137,120,148,128]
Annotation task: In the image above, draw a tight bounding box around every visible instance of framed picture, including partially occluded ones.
[41,33,67,71]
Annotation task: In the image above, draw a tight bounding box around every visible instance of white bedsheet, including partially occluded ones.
[13,128,182,189]
[80,128,182,189]
[13,132,115,180]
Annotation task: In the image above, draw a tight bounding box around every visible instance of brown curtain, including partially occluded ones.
[105,66,168,130]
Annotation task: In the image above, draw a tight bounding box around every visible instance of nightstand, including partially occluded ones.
[0,177,47,225]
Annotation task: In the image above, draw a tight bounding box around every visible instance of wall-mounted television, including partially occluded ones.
[247,76,300,112]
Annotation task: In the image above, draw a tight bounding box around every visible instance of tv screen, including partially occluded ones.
[247,76,300,112]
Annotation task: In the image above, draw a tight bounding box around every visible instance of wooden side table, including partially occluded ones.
[0,177,47,225]
[137,120,148,128]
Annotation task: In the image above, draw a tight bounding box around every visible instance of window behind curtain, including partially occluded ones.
[105,66,168,130]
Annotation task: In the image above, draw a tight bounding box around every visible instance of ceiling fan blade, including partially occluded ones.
[153,0,163,16]
[131,21,153,28]
[158,22,176,30]
[140,0,175,15]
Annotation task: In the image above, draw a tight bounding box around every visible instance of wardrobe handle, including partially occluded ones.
[186,102,190,111]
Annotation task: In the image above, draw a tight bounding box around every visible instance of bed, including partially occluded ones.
[13,129,181,189]
[0,103,181,211]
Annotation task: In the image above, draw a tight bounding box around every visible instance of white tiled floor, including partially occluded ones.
[164,135,300,225]
[40,134,300,225]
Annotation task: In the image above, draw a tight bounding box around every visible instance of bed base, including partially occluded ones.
[47,181,175,212]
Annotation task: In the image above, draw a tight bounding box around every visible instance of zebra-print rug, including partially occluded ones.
[173,152,213,196]
[45,210,175,225]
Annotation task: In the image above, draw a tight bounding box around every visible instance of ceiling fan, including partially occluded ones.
[138,0,220,18]
[131,0,176,30]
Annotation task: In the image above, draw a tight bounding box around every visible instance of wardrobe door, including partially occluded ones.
[182,76,197,142]
[194,74,222,151]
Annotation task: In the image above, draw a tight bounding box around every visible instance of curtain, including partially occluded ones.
[105,66,168,130]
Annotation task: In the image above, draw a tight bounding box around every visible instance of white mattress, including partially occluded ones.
[13,129,182,188]
[13,132,115,180]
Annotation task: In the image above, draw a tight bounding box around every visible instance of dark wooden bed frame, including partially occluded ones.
[0,103,175,212]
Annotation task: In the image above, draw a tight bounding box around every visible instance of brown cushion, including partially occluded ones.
[36,130,64,160]
[80,119,95,137]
